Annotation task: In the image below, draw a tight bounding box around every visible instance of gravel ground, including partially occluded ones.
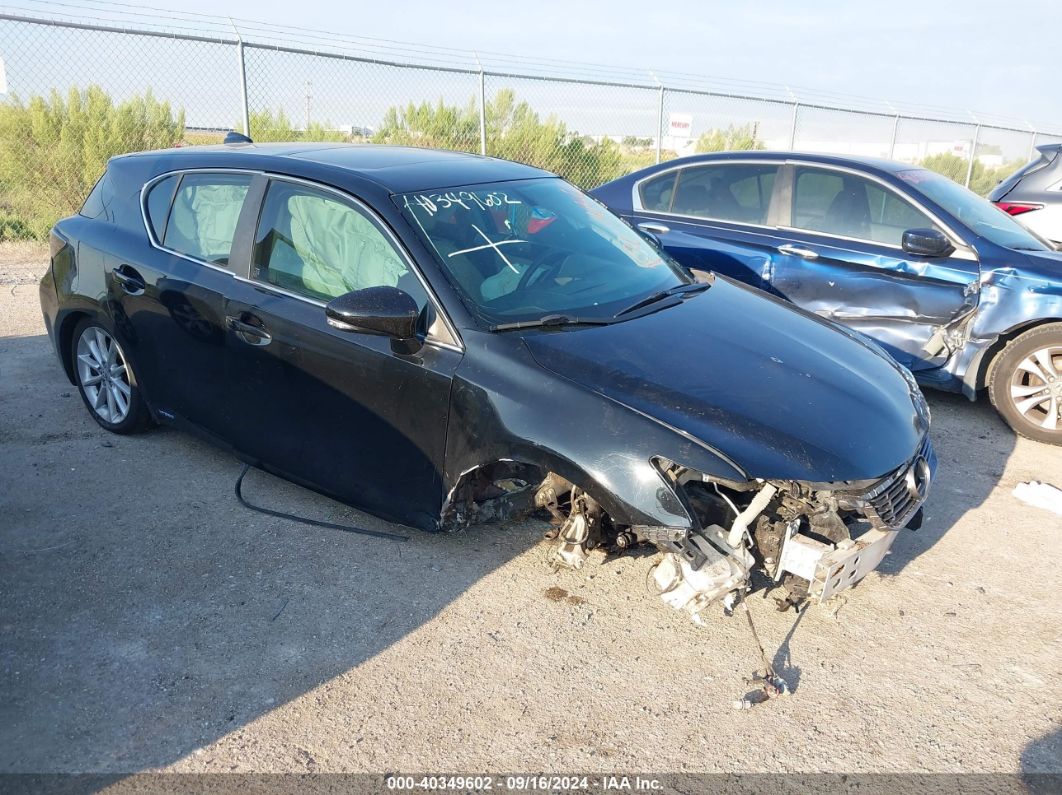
[1,243,1060,777]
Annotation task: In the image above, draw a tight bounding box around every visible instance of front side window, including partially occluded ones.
[791,167,939,246]
[163,173,253,266]
[397,178,687,326]
[252,180,425,306]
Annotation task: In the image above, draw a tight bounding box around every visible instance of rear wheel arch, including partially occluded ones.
[57,310,93,384]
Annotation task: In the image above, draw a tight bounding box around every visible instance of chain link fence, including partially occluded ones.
[1,10,1060,240]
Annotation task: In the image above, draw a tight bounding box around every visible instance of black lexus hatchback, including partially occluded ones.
[41,142,935,615]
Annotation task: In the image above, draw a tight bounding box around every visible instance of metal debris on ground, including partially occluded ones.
[732,589,791,709]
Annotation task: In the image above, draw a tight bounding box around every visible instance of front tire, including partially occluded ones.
[70,318,152,434]
[988,323,1062,445]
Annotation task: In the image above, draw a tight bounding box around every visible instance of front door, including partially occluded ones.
[223,177,461,529]
[769,164,980,372]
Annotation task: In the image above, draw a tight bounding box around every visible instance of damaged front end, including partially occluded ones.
[540,439,935,620]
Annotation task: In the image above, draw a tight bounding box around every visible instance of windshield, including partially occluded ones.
[897,168,1052,252]
[397,178,687,326]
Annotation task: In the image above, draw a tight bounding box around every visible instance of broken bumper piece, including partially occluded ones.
[774,525,898,602]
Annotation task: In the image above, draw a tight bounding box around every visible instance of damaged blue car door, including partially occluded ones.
[767,162,980,373]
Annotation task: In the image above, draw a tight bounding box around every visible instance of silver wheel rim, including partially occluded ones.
[1009,344,1062,431]
[76,326,132,424]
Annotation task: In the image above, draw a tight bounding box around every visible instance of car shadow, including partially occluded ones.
[0,331,1021,779]
[876,389,1017,576]
[769,602,806,694]
[0,332,547,777]
[1021,725,1062,792]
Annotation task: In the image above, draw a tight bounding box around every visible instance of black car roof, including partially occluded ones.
[119,143,554,193]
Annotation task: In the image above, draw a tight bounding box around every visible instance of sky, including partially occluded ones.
[162,0,1057,127]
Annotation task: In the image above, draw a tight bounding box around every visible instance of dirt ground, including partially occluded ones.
[1,242,1060,778]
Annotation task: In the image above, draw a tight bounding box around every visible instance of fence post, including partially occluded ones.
[964,123,981,188]
[889,115,900,160]
[655,84,664,164]
[230,19,250,137]
[788,101,799,150]
[475,52,487,156]
[1028,128,1038,161]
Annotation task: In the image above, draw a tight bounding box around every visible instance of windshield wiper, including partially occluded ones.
[489,314,614,332]
[614,281,710,317]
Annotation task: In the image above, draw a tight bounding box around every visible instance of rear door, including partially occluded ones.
[221,176,462,528]
[628,161,784,290]
[768,163,981,372]
[105,169,261,439]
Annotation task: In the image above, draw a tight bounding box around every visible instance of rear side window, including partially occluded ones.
[653,163,778,224]
[144,175,178,243]
[639,171,677,211]
[163,173,253,266]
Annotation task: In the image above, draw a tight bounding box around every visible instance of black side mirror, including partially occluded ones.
[325,286,421,351]
[901,228,954,258]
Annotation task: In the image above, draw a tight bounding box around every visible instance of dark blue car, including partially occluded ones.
[593,152,1062,444]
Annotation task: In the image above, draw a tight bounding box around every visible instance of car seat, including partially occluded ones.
[672,183,709,216]
[822,181,871,239]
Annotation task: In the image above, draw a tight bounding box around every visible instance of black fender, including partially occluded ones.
[442,333,748,531]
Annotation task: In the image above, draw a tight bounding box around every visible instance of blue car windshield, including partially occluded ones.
[396,178,687,326]
[897,168,1053,252]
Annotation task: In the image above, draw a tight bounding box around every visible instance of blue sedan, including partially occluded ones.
[592,152,1062,444]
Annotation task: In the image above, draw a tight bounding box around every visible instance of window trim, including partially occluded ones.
[631,159,785,230]
[145,174,181,245]
[632,158,978,261]
[140,167,262,276]
[140,167,463,353]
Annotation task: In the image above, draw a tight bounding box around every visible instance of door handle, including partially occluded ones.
[113,265,146,294]
[225,315,272,346]
[777,244,819,260]
[638,222,670,235]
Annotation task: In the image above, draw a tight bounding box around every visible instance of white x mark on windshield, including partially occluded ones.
[447,224,525,273]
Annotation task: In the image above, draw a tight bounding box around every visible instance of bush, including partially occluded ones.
[0,86,185,239]
[918,152,1024,197]
[240,108,347,143]
[373,90,625,189]
[694,124,764,153]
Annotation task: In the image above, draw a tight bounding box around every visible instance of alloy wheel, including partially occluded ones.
[75,326,132,425]
[1009,344,1062,431]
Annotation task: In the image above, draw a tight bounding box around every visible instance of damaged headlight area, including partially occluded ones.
[537,438,935,621]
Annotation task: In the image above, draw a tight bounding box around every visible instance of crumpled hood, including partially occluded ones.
[523,278,927,483]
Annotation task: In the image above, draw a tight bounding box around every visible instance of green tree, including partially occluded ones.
[694,123,764,153]
[0,86,185,239]
[373,90,625,188]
